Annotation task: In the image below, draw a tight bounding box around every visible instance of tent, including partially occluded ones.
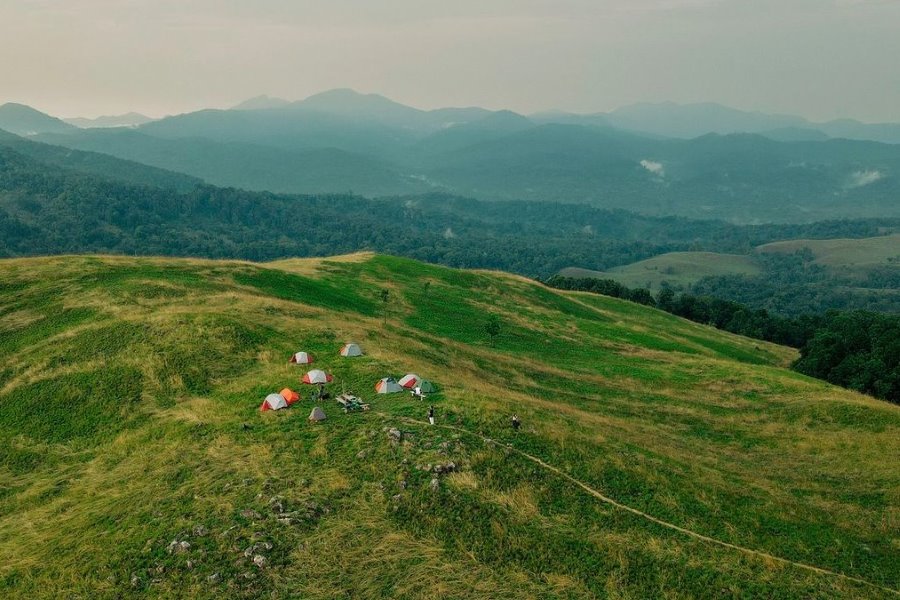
[340,343,363,357]
[302,369,334,385]
[289,352,314,365]
[418,380,437,394]
[309,406,327,422]
[398,373,421,389]
[280,388,300,405]
[260,393,288,412]
[375,377,403,394]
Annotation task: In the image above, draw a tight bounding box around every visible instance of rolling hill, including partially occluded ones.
[0,253,898,598]
[559,252,762,291]
[758,234,900,268]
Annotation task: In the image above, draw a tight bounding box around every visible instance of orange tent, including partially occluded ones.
[280,388,300,405]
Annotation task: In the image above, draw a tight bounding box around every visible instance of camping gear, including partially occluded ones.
[398,373,421,389]
[375,377,403,394]
[340,343,363,357]
[260,393,288,412]
[280,388,300,405]
[418,380,436,394]
[302,369,334,385]
[309,406,327,422]
[289,352,313,365]
[336,393,370,413]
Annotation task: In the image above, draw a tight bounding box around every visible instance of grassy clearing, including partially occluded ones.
[560,252,762,291]
[757,234,900,268]
[0,253,897,598]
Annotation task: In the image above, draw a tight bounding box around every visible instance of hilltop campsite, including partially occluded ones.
[0,253,897,599]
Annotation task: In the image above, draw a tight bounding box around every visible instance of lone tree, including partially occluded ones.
[380,288,390,324]
[484,313,502,347]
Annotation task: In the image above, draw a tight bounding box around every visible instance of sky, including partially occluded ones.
[2,0,899,122]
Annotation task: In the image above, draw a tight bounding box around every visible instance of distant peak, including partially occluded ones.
[231,94,292,111]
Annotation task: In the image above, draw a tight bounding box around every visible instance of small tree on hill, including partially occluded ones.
[484,313,502,347]
[380,288,390,325]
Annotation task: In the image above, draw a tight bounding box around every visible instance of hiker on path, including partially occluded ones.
[511,414,521,431]
[428,405,435,426]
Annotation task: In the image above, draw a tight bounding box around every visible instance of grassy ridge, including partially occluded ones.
[560,252,762,291]
[0,254,897,598]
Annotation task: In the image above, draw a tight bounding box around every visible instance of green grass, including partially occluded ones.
[757,234,900,268]
[0,253,897,599]
[560,252,762,291]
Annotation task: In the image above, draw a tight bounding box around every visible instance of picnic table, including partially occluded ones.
[336,393,370,413]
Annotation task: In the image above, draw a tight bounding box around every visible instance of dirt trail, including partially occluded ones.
[396,416,899,596]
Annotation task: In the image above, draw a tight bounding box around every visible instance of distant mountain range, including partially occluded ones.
[2,90,900,223]
[64,112,155,129]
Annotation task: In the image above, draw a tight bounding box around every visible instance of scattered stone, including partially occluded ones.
[253,555,267,568]
[398,479,407,490]
[251,531,267,540]
[240,509,262,520]
[242,571,257,580]
[434,462,457,474]
[207,573,221,584]
[277,517,295,525]
[391,493,402,503]
[166,540,191,554]
[356,449,369,459]
[387,428,402,443]
[153,565,165,575]
[186,560,195,570]
[268,496,285,513]
[430,478,440,491]
[193,525,208,537]
[130,574,141,588]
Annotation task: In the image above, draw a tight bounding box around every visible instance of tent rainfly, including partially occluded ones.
[375,377,403,394]
[260,393,288,412]
[309,406,327,422]
[340,343,363,357]
[417,380,437,394]
[398,373,421,389]
[302,369,334,385]
[289,352,314,365]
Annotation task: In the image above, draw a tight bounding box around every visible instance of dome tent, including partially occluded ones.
[280,388,300,404]
[302,369,334,385]
[418,380,437,394]
[340,343,363,357]
[309,406,327,422]
[289,352,313,365]
[398,373,421,389]
[375,377,403,394]
[260,393,288,411]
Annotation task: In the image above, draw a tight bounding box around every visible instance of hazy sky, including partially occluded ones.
[2,0,899,121]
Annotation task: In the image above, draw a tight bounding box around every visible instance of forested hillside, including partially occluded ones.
[2,143,898,283]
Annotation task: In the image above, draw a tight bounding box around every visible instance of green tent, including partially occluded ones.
[418,380,437,394]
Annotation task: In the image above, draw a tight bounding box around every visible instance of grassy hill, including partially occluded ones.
[560,252,762,291]
[1,254,898,598]
[758,234,900,268]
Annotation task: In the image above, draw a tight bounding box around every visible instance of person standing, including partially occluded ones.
[428,405,435,426]
[511,414,521,431]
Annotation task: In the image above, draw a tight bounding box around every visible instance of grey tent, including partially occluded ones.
[308,406,327,422]
[375,377,403,394]
[340,343,363,357]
